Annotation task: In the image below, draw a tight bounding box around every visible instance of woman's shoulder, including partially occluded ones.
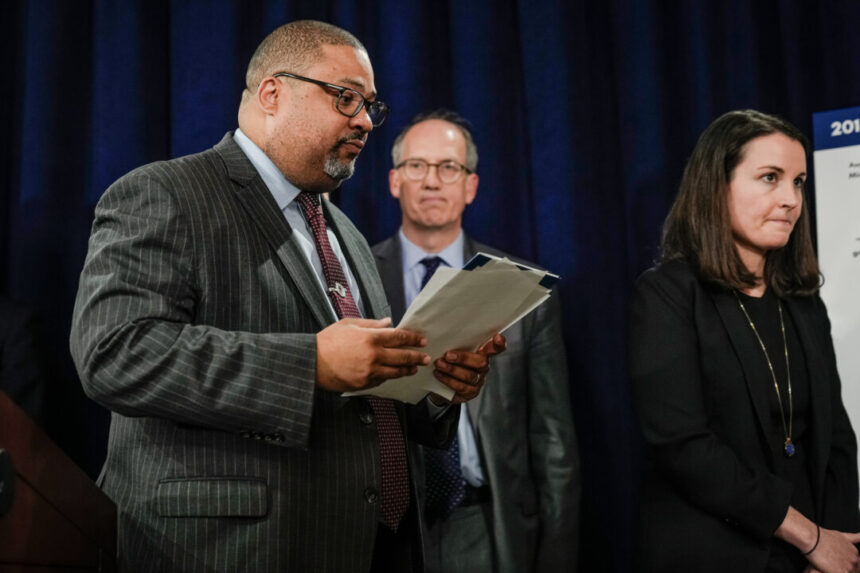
[784,290,829,329]
[635,258,702,291]
[632,258,731,317]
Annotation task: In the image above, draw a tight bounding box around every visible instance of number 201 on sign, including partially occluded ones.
[831,118,860,136]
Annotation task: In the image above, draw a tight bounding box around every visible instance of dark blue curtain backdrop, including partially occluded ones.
[2,1,859,569]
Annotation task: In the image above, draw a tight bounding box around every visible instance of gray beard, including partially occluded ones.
[324,153,356,182]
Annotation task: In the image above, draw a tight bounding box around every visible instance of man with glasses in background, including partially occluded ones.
[373,110,581,572]
[71,22,504,573]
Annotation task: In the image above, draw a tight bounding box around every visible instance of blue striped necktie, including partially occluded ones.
[419,256,466,520]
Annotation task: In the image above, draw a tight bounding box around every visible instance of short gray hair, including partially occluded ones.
[391,109,479,172]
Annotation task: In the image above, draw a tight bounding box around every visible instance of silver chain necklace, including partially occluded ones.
[734,291,796,458]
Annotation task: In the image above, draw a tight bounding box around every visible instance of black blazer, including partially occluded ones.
[629,260,859,572]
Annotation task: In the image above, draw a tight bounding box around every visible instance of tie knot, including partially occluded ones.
[296,192,322,220]
[420,256,444,289]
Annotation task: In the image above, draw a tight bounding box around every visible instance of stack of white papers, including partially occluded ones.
[346,252,559,404]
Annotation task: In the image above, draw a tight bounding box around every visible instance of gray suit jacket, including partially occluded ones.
[70,133,458,572]
[372,234,581,572]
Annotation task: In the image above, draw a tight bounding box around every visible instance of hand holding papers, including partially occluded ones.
[346,253,559,404]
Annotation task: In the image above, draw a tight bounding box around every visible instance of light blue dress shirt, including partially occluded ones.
[233,129,365,318]
[399,229,486,487]
[234,130,446,425]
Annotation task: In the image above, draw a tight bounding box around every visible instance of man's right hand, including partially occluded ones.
[315,317,430,392]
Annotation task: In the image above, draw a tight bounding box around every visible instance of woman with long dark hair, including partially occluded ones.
[630,110,860,572]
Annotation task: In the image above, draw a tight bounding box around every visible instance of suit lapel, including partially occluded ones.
[783,297,830,505]
[213,133,337,328]
[373,236,407,323]
[711,290,778,461]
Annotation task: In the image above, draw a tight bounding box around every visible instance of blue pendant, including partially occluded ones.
[784,439,796,457]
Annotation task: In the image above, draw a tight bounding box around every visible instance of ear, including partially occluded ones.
[464,173,479,205]
[388,168,402,199]
[256,77,282,116]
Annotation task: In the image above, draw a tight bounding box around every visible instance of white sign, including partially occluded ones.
[813,105,860,473]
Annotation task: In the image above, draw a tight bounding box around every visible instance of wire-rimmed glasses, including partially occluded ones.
[394,158,471,183]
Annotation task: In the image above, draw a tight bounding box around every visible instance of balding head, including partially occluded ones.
[244,20,367,92]
[391,109,479,172]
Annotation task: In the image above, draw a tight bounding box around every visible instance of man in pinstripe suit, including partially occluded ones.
[70,20,504,572]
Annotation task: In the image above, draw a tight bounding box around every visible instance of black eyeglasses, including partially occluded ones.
[273,72,389,127]
[395,158,471,183]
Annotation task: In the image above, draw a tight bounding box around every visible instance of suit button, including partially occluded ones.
[359,411,374,425]
[364,487,378,504]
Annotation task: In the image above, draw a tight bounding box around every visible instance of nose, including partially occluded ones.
[778,181,801,209]
[349,106,374,134]
[422,164,442,188]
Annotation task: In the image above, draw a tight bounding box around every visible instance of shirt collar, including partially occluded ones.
[398,228,465,273]
[233,128,301,210]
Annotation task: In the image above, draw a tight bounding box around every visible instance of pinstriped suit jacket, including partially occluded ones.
[70,133,457,572]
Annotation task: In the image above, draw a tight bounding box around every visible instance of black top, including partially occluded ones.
[737,289,814,571]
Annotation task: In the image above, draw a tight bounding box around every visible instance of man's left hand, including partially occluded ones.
[431,333,506,404]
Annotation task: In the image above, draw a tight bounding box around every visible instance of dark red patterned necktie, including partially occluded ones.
[296,192,410,531]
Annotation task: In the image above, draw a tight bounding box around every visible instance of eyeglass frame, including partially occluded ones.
[272,72,389,127]
[394,158,473,183]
